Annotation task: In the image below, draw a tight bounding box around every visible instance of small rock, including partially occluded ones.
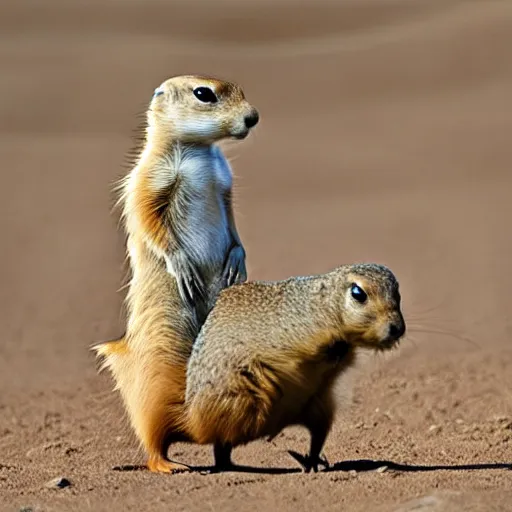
[375,465,388,473]
[45,477,71,489]
[348,470,357,478]
[455,418,464,425]
[428,424,441,433]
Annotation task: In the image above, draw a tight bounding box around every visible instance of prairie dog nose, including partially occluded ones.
[388,321,406,341]
[244,110,259,129]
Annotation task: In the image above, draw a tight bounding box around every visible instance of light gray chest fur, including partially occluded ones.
[177,145,233,267]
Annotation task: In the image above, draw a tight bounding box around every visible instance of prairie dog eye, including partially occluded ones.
[350,283,367,304]
[193,87,218,104]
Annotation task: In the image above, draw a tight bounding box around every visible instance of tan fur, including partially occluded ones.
[185,263,406,471]
[92,75,258,473]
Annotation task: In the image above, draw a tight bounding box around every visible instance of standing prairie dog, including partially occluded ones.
[186,263,406,472]
[124,75,259,318]
[93,75,259,473]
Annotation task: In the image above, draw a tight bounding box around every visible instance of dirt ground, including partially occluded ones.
[1,0,512,510]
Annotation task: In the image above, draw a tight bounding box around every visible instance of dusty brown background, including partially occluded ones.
[1,0,512,510]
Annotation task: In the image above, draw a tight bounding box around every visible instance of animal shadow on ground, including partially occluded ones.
[112,456,512,475]
[112,464,300,475]
[325,459,512,473]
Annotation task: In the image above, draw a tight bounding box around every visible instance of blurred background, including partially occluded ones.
[1,0,511,510]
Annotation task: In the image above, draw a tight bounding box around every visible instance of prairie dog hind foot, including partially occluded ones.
[147,456,191,474]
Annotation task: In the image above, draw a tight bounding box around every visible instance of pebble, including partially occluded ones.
[45,477,71,489]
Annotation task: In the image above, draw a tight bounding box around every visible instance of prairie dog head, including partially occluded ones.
[335,263,405,350]
[148,75,259,144]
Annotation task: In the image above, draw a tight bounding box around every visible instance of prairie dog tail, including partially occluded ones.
[91,335,192,473]
[92,337,128,373]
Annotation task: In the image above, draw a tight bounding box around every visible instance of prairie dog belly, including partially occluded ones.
[185,199,230,267]
[179,146,233,268]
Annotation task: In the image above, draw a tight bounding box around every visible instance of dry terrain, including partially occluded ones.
[1,0,511,510]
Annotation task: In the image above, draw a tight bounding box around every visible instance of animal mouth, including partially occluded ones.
[352,336,402,352]
[232,130,249,140]
[379,337,401,351]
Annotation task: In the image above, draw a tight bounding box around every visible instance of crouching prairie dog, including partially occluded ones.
[185,263,406,472]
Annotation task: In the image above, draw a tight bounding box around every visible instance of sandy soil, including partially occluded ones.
[1,0,512,510]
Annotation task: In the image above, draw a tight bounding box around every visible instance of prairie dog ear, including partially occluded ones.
[152,86,164,98]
